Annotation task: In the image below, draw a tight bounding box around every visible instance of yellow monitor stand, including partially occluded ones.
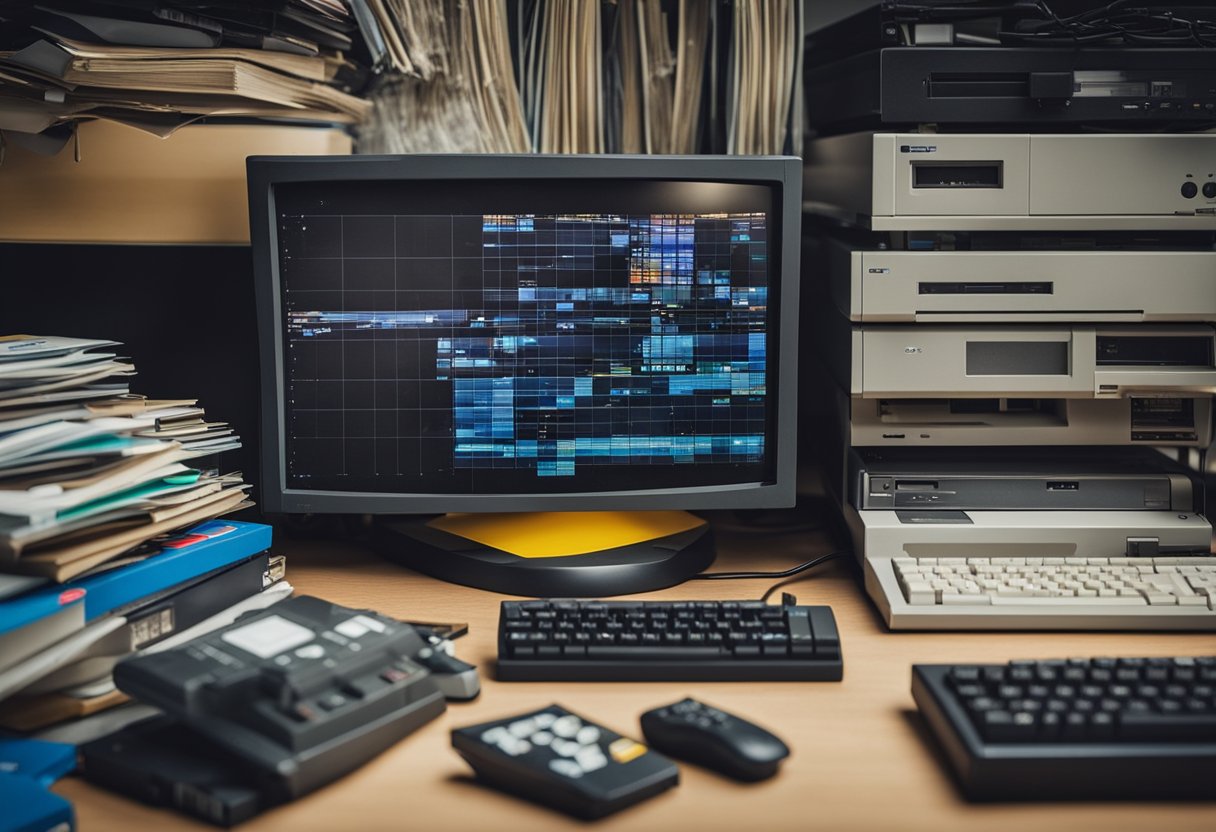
[370,510,714,596]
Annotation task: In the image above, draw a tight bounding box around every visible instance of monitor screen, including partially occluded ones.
[251,156,799,513]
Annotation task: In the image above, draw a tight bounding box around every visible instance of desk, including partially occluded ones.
[55,518,1216,832]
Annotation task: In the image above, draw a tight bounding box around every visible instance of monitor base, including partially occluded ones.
[370,511,715,597]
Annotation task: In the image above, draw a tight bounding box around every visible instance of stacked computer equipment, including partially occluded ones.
[801,1,1216,630]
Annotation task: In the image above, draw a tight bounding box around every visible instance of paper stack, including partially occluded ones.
[0,1,375,143]
[0,335,251,583]
[0,335,286,736]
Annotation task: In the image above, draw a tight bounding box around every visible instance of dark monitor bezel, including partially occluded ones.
[249,154,800,514]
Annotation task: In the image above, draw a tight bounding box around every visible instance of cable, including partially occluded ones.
[885,0,1216,47]
[759,551,850,601]
[691,549,849,582]
[759,558,849,603]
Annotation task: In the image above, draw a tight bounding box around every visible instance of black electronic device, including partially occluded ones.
[451,704,679,819]
[249,154,802,596]
[849,447,1197,512]
[80,716,275,827]
[802,2,1216,134]
[639,698,790,781]
[912,658,1216,800]
[495,599,843,682]
[806,48,1216,135]
[111,596,452,799]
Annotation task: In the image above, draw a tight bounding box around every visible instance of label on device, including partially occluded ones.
[221,614,315,659]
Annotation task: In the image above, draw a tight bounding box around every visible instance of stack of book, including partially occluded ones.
[0,1,373,144]
[0,335,286,735]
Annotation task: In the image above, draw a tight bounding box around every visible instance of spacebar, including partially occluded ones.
[988,595,1148,606]
[1121,713,1216,740]
[586,646,726,660]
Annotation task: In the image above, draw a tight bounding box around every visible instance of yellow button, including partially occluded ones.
[608,738,647,764]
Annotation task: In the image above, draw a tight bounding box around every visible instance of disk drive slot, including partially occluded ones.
[927,73,1029,98]
[912,161,1003,189]
[919,282,1053,295]
[879,398,1065,424]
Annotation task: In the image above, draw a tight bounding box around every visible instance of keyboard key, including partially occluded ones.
[1120,712,1216,740]
[982,710,1037,742]
[950,666,981,683]
[942,593,990,605]
[807,607,840,652]
[990,594,1147,606]
[1089,712,1116,739]
[585,645,707,660]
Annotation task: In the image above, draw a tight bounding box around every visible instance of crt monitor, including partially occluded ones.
[249,154,800,596]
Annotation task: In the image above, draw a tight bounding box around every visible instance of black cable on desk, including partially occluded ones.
[758,557,849,603]
[690,550,848,582]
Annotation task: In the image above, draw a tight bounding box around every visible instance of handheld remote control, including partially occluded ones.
[452,704,679,819]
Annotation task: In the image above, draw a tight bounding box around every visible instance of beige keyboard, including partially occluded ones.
[893,557,1216,609]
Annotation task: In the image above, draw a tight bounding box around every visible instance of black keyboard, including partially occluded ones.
[496,599,843,682]
[913,658,1216,800]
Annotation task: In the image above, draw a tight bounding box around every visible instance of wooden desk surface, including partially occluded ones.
[56,519,1216,832]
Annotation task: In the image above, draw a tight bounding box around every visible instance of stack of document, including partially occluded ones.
[0,335,251,583]
[0,1,374,141]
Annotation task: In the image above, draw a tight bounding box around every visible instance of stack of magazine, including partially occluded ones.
[0,335,286,735]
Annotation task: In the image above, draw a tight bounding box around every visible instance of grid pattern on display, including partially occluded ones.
[280,212,768,481]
